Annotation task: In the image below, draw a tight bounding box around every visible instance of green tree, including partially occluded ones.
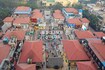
[0,0,39,26]
[0,8,11,26]
[25,1,38,9]
[49,2,64,10]
[72,4,83,9]
[83,9,100,31]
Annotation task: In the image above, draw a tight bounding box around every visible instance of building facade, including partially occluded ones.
[62,8,83,19]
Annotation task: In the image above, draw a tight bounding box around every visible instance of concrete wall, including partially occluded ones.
[2,22,12,33]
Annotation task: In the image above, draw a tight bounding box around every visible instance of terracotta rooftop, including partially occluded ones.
[74,30,96,39]
[89,42,105,62]
[54,10,62,14]
[53,13,64,19]
[93,32,105,38]
[0,45,11,63]
[62,40,89,61]
[77,61,97,70]
[86,38,102,44]
[33,9,40,13]
[3,30,26,40]
[31,12,43,18]
[3,17,14,22]
[16,63,36,70]
[19,41,43,63]
[13,17,30,24]
[67,18,82,25]
[80,18,90,23]
[15,6,30,11]
[64,8,78,14]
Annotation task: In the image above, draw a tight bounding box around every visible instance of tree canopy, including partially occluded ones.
[72,4,83,9]
[49,2,64,10]
[25,1,38,9]
[0,0,38,26]
[83,9,100,31]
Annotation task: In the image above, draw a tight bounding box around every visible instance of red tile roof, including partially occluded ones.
[3,17,14,22]
[19,41,43,63]
[15,6,30,11]
[62,40,89,61]
[87,38,102,44]
[89,43,105,61]
[0,46,11,63]
[80,18,90,23]
[54,10,62,14]
[3,30,26,40]
[53,13,64,19]
[74,30,96,39]
[33,9,40,13]
[67,18,82,25]
[31,12,43,19]
[93,32,105,38]
[13,17,30,24]
[16,63,36,70]
[77,61,97,70]
[64,8,78,14]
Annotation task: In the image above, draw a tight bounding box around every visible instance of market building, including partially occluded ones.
[62,40,89,69]
[66,18,82,28]
[13,17,30,29]
[2,17,14,33]
[52,10,64,29]
[31,9,45,30]
[74,30,96,40]
[19,41,43,67]
[80,38,105,70]
[62,8,83,19]
[14,6,32,17]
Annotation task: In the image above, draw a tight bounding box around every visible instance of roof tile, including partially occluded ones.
[3,30,26,40]
[64,8,78,14]
[13,17,30,24]
[74,30,96,39]
[67,18,82,25]
[19,41,43,63]
[77,61,97,70]
[16,63,36,70]
[15,6,30,11]
[63,40,89,61]
[3,17,14,22]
